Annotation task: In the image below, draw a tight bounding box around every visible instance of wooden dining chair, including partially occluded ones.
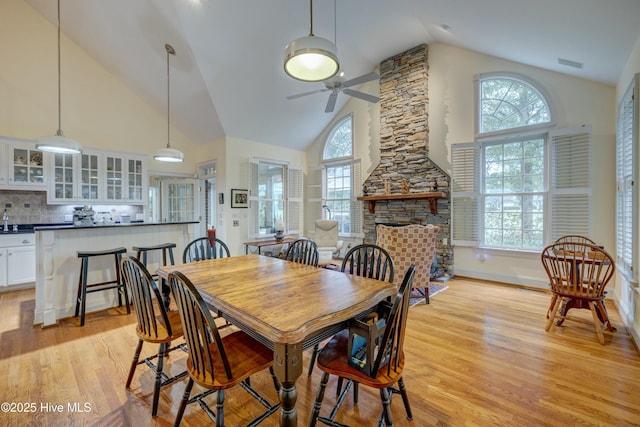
[182,237,231,263]
[168,271,281,426]
[541,242,616,344]
[121,256,188,417]
[309,266,416,427]
[307,243,395,379]
[284,237,319,266]
[554,235,597,245]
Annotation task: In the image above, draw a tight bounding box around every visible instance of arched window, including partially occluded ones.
[452,73,592,251]
[478,74,551,135]
[324,116,353,160]
[321,115,361,236]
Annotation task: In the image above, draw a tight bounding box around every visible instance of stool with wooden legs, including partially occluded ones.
[75,247,130,326]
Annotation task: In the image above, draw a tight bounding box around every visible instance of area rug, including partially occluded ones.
[409,283,448,306]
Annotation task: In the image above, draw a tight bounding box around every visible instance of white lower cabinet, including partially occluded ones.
[0,235,36,287]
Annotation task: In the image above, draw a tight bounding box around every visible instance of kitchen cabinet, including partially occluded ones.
[47,149,146,205]
[48,150,101,203]
[0,234,35,287]
[104,153,146,204]
[0,137,47,190]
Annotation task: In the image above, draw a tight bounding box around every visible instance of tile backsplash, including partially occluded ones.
[0,190,143,225]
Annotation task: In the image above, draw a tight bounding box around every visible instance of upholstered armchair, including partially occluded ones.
[314,220,344,266]
[376,224,439,304]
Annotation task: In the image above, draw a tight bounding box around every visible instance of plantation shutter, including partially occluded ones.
[616,74,638,280]
[351,159,363,236]
[247,159,260,238]
[307,166,323,234]
[549,126,592,241]
[451,142,480,246]
[287,166,303,235]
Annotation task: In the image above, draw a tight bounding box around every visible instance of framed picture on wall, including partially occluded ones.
[231,189,248,208]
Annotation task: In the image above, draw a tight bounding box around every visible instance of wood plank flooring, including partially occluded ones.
[1,277,639,426]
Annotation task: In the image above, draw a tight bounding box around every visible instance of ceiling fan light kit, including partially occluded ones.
[154,43,185,163]
[284,0,339,82]
[37,0,83,155]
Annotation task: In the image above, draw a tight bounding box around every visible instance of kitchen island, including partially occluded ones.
[34,221,198,327]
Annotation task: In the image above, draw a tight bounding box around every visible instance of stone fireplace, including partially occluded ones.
[361,44,452,277]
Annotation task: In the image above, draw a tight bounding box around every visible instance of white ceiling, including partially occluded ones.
[25,0,640,151]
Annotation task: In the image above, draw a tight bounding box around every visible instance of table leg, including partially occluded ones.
[273,342,303,426]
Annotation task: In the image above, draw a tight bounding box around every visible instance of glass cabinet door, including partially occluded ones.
[53,153,75,200]
[80,153,99,200]
[11,147,44,186]
[127,158,143,201]
[105,156,124,201]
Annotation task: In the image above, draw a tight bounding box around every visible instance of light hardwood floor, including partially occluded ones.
[1,277,639,426]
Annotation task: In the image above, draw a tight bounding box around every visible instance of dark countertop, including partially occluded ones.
[33,221,198,231]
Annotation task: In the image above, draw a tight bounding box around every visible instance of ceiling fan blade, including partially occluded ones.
[325,92,338,113]
[343,88,380,104]
[286,89,328,100]
[343,72,379,88]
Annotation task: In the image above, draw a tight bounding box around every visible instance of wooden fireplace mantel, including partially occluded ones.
[357,191,446,214]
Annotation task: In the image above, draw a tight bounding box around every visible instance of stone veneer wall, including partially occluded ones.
[361,44,452,275]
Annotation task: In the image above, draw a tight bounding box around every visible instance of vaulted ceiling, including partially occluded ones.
[25,0,640,151]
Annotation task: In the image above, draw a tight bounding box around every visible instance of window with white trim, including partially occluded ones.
[616,73,638,282]
[248,159,303,239]
[319,115,362,236]
[452,73,592,251]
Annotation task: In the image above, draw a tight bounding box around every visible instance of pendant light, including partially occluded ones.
[284,0,339,82]
[36,0,82,154]
[154,44,184,163]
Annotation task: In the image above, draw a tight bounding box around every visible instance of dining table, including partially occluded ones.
[156,254,397,426]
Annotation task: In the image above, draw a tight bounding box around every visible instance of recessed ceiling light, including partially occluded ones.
[558,58,583,69]
[440,24,452,32]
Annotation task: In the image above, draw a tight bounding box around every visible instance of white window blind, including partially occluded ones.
[452,127,592,248]
[616,74,638,281]
[451,142,480,246]
[307,166,324,234]
[287,166,303,235]
[351,159,363,236]
[549,126,592,241]
[247,159,260,238]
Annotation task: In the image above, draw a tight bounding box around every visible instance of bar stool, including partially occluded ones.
[75,247,130,326]
[133,243,176,307]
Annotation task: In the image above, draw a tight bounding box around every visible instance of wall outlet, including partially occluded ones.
[233,220,239,227]
[64,215,73,222]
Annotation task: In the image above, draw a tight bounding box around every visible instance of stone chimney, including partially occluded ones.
[361,44,452,275]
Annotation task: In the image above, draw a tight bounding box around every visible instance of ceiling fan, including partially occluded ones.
[286,71,380,113]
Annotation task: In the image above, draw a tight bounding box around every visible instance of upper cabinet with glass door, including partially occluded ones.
[0,137,47,190]
[47,149,146,205]
[47,150,101,203]
[103,152,146,204]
